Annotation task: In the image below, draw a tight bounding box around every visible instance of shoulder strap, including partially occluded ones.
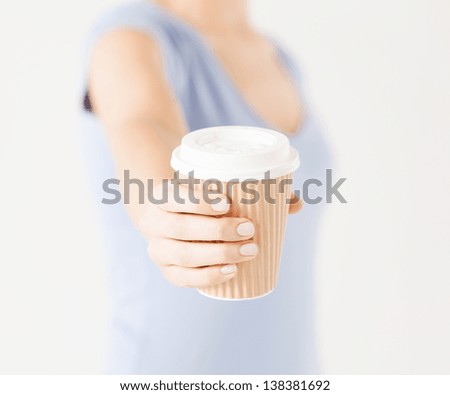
[81,1,187,111]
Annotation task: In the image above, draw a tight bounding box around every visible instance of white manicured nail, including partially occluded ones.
[240,243,258,256]
[237,222,255,237]
[212,199,230,212]
[221,264,237,274]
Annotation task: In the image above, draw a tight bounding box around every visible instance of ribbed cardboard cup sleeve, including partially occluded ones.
[198,174,292,300]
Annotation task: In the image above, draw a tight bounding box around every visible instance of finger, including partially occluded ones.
[148,238,258,267]
[159,263,238,288]
[154,181,230,216]
[153,212,255,241]
[288,193,303,214]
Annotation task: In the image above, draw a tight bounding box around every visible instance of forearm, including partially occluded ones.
[105,117,185,226]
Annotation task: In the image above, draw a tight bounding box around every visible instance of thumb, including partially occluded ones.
[288,193,303,214]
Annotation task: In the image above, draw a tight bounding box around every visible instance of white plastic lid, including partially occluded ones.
[170,126,300,181]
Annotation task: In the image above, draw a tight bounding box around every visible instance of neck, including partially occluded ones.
[155,0,250,34]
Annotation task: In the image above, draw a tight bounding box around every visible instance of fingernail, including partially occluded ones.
[237,222,255,237]
[221,264,237,274]
[240,243,258,256]
[212,198,230,212]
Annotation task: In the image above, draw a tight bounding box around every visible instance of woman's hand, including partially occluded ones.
[289,192,303,214]
[139,182,258,288]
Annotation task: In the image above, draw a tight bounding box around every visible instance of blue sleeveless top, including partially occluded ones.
[81,0,332,374]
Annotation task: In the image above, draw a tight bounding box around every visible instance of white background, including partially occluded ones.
[1,0,449,374]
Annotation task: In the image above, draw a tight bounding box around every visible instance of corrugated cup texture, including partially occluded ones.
[198,174,292,300]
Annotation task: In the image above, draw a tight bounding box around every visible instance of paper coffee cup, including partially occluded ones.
[171,126,300,300]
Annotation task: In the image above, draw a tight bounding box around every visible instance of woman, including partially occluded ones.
[81,0,330,374]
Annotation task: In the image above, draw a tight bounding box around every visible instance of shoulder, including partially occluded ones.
[83,1,190,97]
[86,1,198,50]
[86,1,169,45]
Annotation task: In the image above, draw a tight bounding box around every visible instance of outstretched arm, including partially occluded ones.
[88,29,257,287]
